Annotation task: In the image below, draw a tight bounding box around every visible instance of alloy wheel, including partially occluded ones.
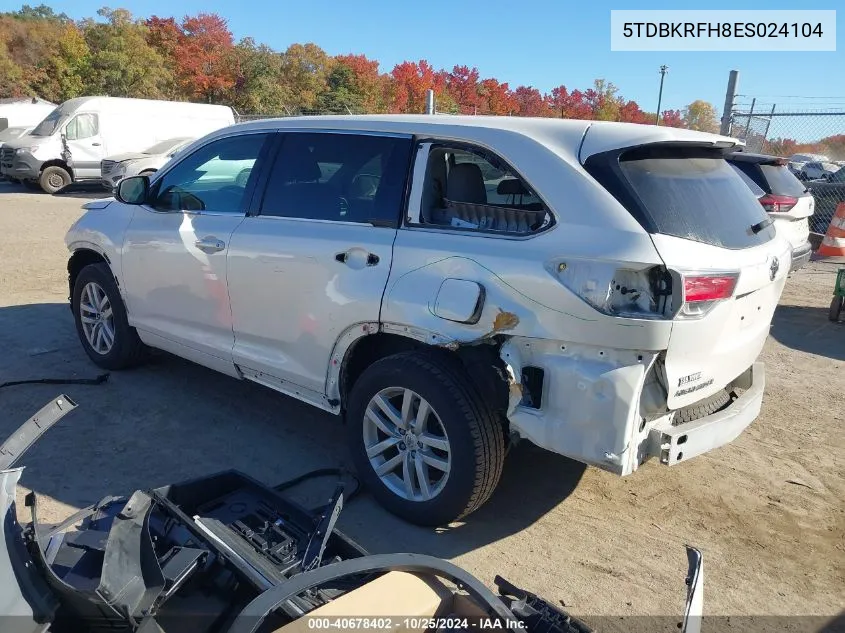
[362,387,451,501]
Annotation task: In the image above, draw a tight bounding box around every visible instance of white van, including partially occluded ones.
[0,97,234,192]
[0,97,55,133]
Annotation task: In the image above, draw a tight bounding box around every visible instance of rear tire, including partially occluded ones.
[830,296,843,322]
[39,165,71,193]
[347,351,505,526]
[72,263,147,370]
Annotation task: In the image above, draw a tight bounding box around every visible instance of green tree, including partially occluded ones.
[82,8,174,98]
[683,100,719,133]
[228,37,287,114]
[317,63,362,113]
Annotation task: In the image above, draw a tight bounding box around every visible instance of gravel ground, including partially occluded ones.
[0,182,842,626]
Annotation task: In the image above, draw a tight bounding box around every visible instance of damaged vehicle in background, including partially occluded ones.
[64,115,791,525]
[0,395,704,633]
[100,137,195,190]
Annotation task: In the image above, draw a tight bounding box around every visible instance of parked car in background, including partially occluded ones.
[0,96,55,133]
[100,137,194,189]
[799,161,840,181]
[787,153,829,177]
[65,116,791,525]
[1,96,234,193]
[727,152,814,270]
[806,166,845,233]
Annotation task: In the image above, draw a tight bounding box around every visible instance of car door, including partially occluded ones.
[226,130,413,401]
[63,113,103,179]
[121,131,272,371]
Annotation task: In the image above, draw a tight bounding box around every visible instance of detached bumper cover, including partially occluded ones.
[650,363,764,466]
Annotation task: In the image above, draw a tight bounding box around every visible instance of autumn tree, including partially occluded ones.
[82,8,172,99]
[389,60,445,114]
[683,99,719,133]
[660,109,684,127]
[0,7,88,101]
[445,65,480,113]
[278,43,333,111]
[333,54,387,113]
[512,86,548,117]
[585,79,622,121]
[478,78,516,115]
[172,13,235,103]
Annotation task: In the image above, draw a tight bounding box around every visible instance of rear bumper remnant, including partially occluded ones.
[649,363,764,466]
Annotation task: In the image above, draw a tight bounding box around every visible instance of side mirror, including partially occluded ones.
[116,175,149,205]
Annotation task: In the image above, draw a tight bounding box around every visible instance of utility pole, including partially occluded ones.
[655,65,668,125]
[720,69,739,135]
[425,89,435,115]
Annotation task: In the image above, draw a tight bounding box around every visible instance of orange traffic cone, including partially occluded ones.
[816,203,845,260]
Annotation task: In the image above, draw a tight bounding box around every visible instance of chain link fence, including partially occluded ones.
[730,109,845,233]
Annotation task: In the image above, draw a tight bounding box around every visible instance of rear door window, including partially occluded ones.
[260,132,412,224]
[591,146,776,249]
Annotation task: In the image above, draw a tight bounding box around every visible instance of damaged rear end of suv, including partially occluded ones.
[497,124,790,478]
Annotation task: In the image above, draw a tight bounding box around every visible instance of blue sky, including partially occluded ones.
[5,1,843,115]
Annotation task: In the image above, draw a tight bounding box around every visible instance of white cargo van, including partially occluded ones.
[0,97,234,192]
[0,97,55,133]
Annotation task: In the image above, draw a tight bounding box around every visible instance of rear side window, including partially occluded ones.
[417,144,551,234]
[586,146,775,249]
[758,164,807,197]
[260,132,412,225]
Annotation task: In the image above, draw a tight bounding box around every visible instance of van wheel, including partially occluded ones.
[347,351,505,526]
[71,263,147,370]
[40,166,71,193]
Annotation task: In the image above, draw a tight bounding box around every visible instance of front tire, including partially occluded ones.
[39,165,71,193]
[72,263,147,369]
[347,351,505,526]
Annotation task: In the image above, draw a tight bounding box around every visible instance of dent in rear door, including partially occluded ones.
[227,131,413,396]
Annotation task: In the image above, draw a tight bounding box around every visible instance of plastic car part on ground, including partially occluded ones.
[1,396,704,633]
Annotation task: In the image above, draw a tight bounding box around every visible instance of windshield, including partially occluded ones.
[617,150,775,249]
[30,108,64,136]
[142,138,191,155]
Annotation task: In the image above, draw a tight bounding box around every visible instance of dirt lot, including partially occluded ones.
[0,182,842,624]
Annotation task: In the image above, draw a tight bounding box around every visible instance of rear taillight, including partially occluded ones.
[683,274,738,302]
[678,273,739,319]
[758,194,797,213]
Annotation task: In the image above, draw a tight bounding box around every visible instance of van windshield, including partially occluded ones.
[30,108,63,136]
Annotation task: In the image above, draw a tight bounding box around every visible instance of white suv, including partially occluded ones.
[65,116,791,525]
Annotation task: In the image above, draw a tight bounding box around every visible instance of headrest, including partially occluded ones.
[496,178,529,196]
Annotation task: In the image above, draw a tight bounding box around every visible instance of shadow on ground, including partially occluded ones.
[1,302,584,560]
[0,179,107,199]
[770,304,845,361]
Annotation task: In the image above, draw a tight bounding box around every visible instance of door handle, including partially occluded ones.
[91,142,101,146]
[195,237,225,253]
[335,250,380,267]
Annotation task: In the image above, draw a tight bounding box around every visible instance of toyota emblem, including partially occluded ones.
[769,257,779,281]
